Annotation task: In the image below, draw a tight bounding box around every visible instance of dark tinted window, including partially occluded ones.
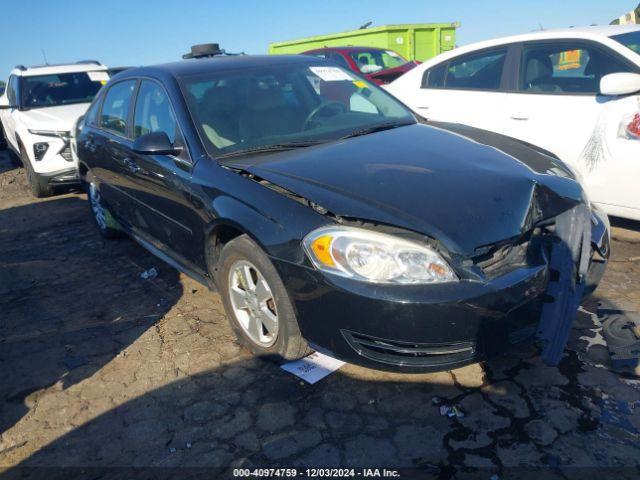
[446,49,507,90]
[133,81,178,143]
[20,72,105,108]
[421,63,447,88]
[100,80,135,135]
[611,31,640,55]
[519,43,633,94]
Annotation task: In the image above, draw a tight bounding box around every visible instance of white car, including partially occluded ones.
[0,61,109,197]
[387,25,640,221]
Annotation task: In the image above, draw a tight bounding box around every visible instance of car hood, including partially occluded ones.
[225,123,586,256]
[19,103,90,132]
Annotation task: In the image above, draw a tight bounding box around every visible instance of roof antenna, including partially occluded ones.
[538,23,544,31]
[41,48,49,65]
[359,21,372,30]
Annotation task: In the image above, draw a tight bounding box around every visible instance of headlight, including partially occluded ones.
[28,129,70,139]
[303,226,457,284]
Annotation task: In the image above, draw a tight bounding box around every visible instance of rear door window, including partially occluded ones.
[519,42,635,94]
[445,48,508,90]
[99,80,136,136]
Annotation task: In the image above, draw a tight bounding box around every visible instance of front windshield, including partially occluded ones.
[611,31,640,55]
[20,71,105,108]
[349,50,407,74]
[181,62,415,157]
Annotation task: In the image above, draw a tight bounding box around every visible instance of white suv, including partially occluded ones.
[0,61,109,197]
[387,25,640,221]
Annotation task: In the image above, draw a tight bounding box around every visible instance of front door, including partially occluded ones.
[503,40,640,212]
[1,76,20,150]
[126,79,199,264]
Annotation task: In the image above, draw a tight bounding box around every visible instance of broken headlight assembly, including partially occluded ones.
[303,226,457,284]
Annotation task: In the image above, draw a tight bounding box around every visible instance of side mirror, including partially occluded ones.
[132,131,181,155]
[600,73,640,96]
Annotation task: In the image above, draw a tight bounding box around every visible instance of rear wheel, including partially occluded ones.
[215,235,311,361]
[21,146,53,198]
[88,181,122,239]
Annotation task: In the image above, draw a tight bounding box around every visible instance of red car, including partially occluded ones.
[302,46,419,85]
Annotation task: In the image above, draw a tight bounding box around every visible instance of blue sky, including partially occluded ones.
[0,0,634,78]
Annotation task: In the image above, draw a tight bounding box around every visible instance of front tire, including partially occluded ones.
[88,181,122,239]
[21,146,53,198]
[216,235,311,361]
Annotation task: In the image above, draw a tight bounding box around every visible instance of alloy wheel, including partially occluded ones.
[228,260,279,347]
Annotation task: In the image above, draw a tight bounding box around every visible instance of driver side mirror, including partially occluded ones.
[132,131,181,156]
[600,73,640,96]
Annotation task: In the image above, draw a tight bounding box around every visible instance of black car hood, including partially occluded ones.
[226,123,586,256]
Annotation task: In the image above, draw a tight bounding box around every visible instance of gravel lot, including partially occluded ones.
[1,149,639,478]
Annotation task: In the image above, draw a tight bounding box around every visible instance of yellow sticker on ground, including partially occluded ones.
[353,80,368,89]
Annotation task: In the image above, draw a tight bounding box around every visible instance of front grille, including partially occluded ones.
[59,145,73,162]
[342,330,476,368]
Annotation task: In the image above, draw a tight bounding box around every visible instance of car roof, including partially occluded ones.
[466,24,640,49]
[307,46,390,53]
[115,54,325,80]
[11,61,108,77]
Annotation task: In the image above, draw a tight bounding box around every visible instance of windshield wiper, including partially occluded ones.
[340,121,414,140]
[217,141,324,159]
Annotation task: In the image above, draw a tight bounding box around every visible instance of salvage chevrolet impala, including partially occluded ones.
[75,54,610,372]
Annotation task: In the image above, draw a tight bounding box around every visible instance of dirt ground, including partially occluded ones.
[1,148,639,479]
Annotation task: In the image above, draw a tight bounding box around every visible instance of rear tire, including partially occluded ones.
[21,146,53,198]
[87,181,123,239]
[215,234,311,361]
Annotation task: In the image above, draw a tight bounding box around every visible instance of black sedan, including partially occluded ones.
[75,54,609,372]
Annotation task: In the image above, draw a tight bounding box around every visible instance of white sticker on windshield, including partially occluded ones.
[387,50,401,58]
[309,66,353,82]
[87,71,110,82]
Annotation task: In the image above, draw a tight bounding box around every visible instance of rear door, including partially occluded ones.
[502,40,640,211]
[408,46,512,134]
[126,79,199,263]
[89,79,138,222]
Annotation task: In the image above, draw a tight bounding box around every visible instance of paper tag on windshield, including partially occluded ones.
[309,66,353,82]
[87,71,110,82]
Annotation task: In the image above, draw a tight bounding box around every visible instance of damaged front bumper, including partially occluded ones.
[275,205,610,373]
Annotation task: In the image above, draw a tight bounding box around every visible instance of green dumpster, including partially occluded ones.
[268,23,459,62]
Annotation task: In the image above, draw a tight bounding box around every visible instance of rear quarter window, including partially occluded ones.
[421,63,447,88]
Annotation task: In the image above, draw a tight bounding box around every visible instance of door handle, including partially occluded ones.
[123,157,140,173]
[417,105,430,110]
[510,112,529,121]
